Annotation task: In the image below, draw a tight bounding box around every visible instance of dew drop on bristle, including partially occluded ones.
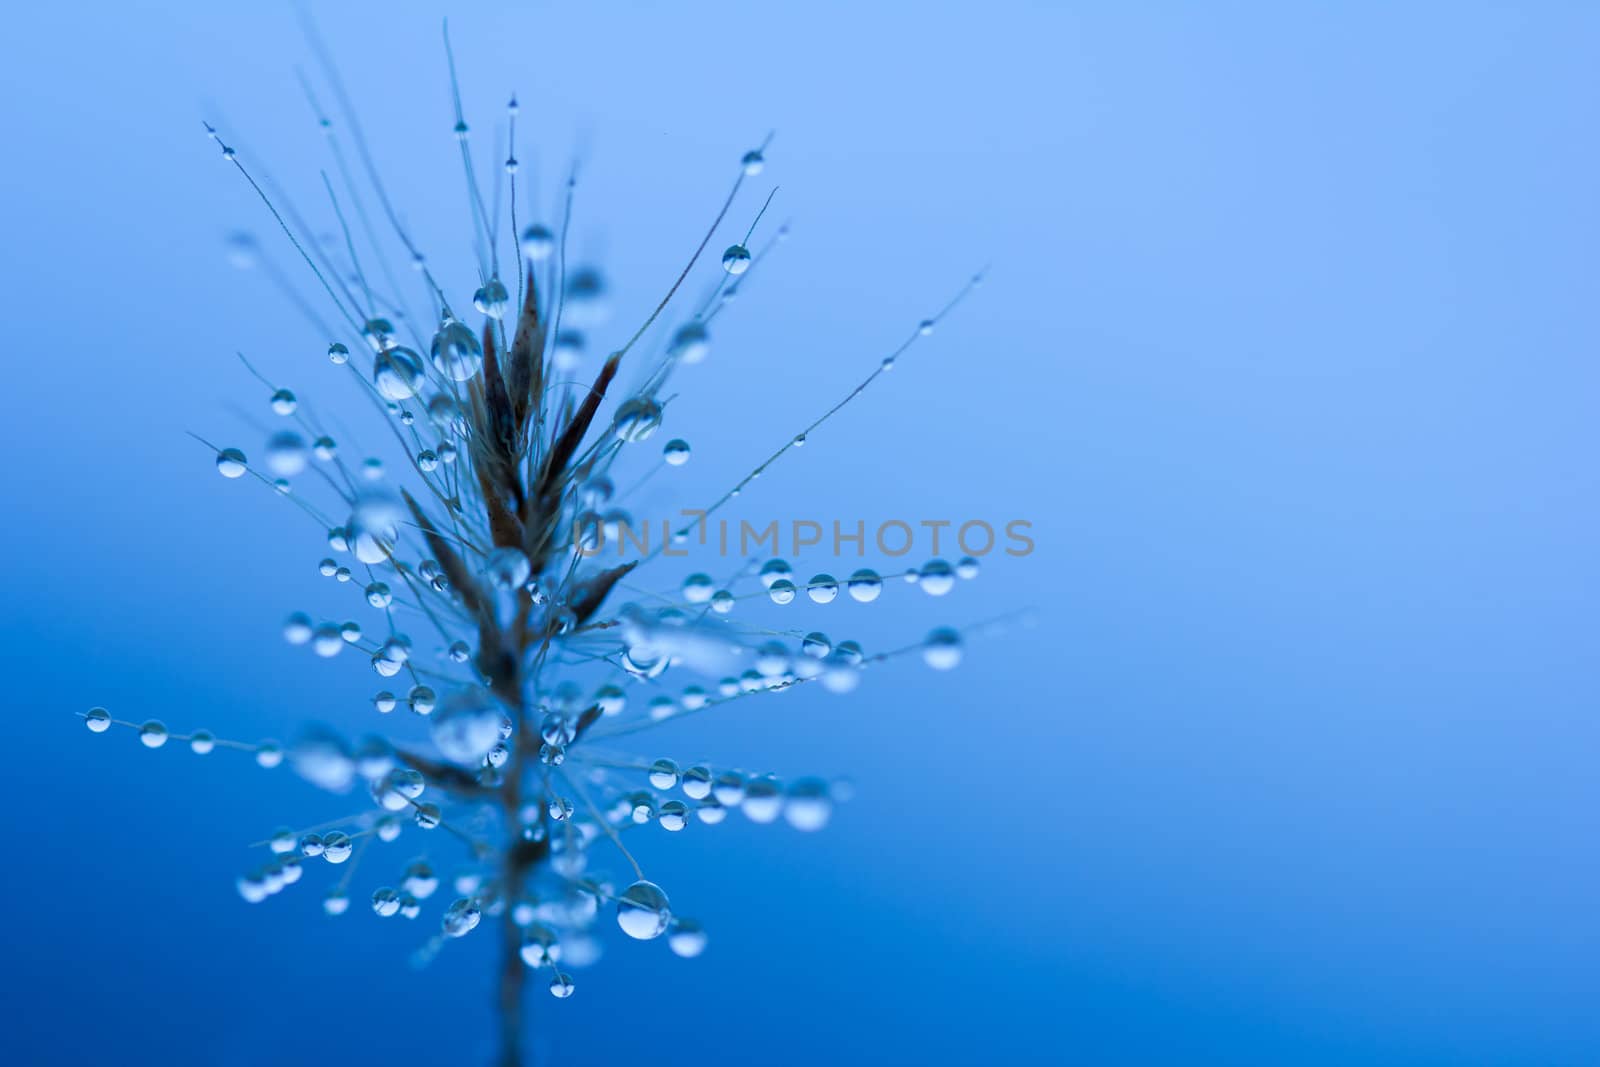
[784,778,833,831]
[473,276,510,319]
[759,559,792,589]
[807,575,839,604]
[270,389,298,415]
[85,707,111,733]
[918,559,956,596]
[922,627,963,669]
[721,244,751,275]
[669,322,709,364]
[373,347,424,400]
[614,398,663,442]
[264,431,309,477]
[430,317,483,381]
[662,439,691,466]
[431,687,504,764]
[847,569,883,603]
[327,342,350,365]
[139,720,168,748]
[216,449,248,478]
[616,880,672,940]
[768,580,797,605]
[521,224,554,261]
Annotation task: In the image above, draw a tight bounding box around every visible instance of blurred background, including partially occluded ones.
[2,2,1597,1064]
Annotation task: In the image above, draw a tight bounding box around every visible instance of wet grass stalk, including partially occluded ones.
[81,21,1014,1067]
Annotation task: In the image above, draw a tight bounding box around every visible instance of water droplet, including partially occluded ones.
[431,687,504,764]
[372,887,402,917]
[323,890,349,916]
[563,267,610,328]
[742,775,783,823]
[442,898,482,937]
[759,559,793,589]
[290,727,356,792]
[768,579,797,605]
[665,767,708,805]
[255,742,284,768]
[322,832,354,864]
[485,547,531,590]
[807,574,839,604]
[649,759,681,790]
[710,590,735,614]
[616,880,672,940]
[956,556,981,580]
[846,569,883,603]
[918,319,936,336]
[139,720,168,748]
[922,627,963,670]
[327,342,350,365]
[264,430,309,477]
[662,439,691,466]
[721,244,751,275]
[216,448,248,478]
[680,573,715,604]
[918,559,956,596]
[408,685,437,716]
[85,707,112,733]
[659,800,689,831]
[669,322,709,364]
[801,632,832,658]
[373,347,425,400]
[548,973,575,998]
[363,317,396,351]
[784,778,832,831]
[189,730,215,755]
[596,685,626,716]
[521,224,554,261]
[614,398,663,443]
[430,317,483,381]
[270,388,298,416]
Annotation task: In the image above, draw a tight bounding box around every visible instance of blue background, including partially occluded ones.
[3,3,1597,1064]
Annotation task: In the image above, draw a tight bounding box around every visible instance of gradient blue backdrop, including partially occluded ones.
[3,3,1597,1064]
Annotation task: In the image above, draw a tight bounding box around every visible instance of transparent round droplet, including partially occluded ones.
[85,707,112,733]
[616,880,672,940]
[216,448,248,479]
[473,277,510,319]
[758,559,792,589]
[807,574,839,604]
[669,918,708,958]
[784,777,833,831]
[139,720,168,749]
[767,579,797,606]
[484,547,531,590]
[372,887,402,917]
[721,244,751,275]
[430,317,483,381]
[662,439,691,466]
[918,559,956,596]
[264,430,308,477]
[648,758,680,790]
[614,398,663,443]
[373,347,425,400]
[521,224,554,261]
[923,627,963,670]
[442,897,482,937]
[847,569,883,603]
[669,322,709,364]
[327,342,350,365]
[431,687,504,764]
